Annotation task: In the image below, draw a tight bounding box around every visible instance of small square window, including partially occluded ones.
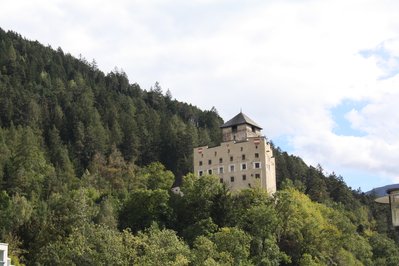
[255,153,259,158]
[199,161,203,166]
[254,162,261,169]
[208,159,212,165]
[230,176,235,182]
[208,169,212,175]
[241,163,247,170]
[242,154,246,160]
[242,174,246,181]
[255,173,260,179]
[219,158,223,163]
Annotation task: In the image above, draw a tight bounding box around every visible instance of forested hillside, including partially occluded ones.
[1,28,398,265]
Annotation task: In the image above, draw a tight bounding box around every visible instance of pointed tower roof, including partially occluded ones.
[220,112,262,129]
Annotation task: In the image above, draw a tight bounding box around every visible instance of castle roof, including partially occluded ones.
[220,112,262,129]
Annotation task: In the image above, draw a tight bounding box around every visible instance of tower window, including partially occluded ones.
[251,126,256,132]
[242,174,246,181]
[232,125,237,133]
[230,176,235,182]
[255,173,260,179]
[199,171,203,176]
[214,151,217,156]
[255,153,259,158]
[208,159,212,165]
[242,154,246,160]
[229,164,235,172]
[219,158,223,163]
[241,163,247,170]
[208,169,212,175]
[220,178,223,183]
[199,161,203,166]
[219,167,224,174]
[254,162,261,169]
[240,147,243,151]
[230,156,233,162]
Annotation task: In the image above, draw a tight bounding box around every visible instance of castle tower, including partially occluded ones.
[221,112,262,142]
[193,112,276,193]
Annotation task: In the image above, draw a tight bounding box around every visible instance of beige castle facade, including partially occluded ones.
[193,112,276,193]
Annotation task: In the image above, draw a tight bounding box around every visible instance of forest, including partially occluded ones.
[0,28,399,265]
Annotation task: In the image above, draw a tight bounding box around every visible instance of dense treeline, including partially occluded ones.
[0,28,398,265]
[0,28,222,178]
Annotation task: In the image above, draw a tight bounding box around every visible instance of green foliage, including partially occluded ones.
[192,236,233,266]
[5,126,55,199]
[139,162,175,190]
[135,224,191,266]
[369,233,399,265]
[212,227,252,265]
[119,189,173,232]
[1,28,399,265]
[38,223,136,265]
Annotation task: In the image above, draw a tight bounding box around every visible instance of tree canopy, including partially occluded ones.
[0,28,398,265]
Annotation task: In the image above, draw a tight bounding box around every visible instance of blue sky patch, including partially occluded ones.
[331,100,368,137]
[272,135,294,153]
[360,42,399,79]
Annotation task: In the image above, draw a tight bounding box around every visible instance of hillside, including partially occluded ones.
[1,28,399,265]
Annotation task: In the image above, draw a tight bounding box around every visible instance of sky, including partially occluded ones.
[1,0,399,192]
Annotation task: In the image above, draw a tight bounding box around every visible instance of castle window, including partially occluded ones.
[255,153,259,158]
[219,167,224,174]
[241,163,247,170]
[240,147,243,151]
[220,178,223,183]
[254,162,261,169]
[208,159,212,165]
[230,156,233,162]
[199,161,203,166]
[208,169,212,175]
[214,151,217,156]
[229,164,235,172]
[255,173,260,179]
[219,158,223,163]
[242,174,246,181]
[199,171,203,176]
[230,176,235,182]
[251,126,256,132]
[232,125,237,133]
[242,154,246,160]
[248,183,251,187]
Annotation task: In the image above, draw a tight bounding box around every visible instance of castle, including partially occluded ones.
[193,112,276,193]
